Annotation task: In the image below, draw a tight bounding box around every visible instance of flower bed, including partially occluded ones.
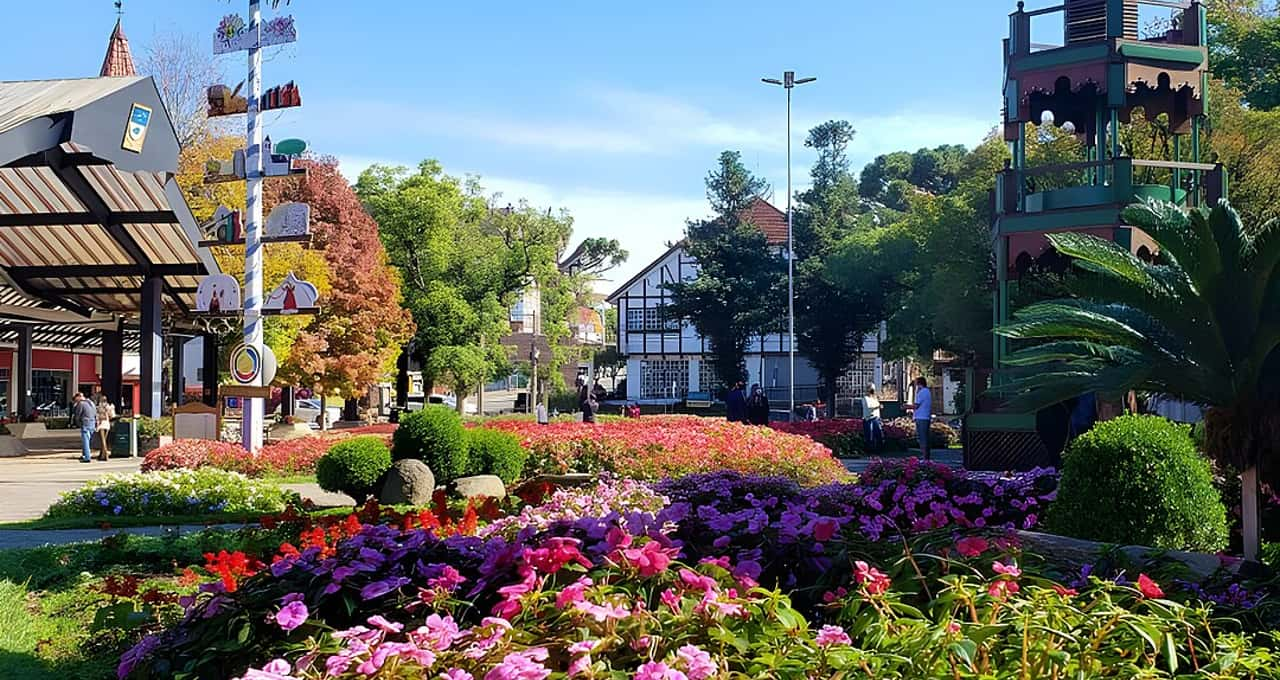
[45,468,298,518]
[142,425,396,478]
[772,418,958,457]
[480,416,848,485]
[120,466,1279,679]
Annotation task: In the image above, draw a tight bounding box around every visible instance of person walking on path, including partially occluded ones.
[861,384,884,454]
[94,394,115,461]
[576,377,598,424]
[725,381,747,423]
[746,384,770,426]
[905,377,933,460]
[70,392,97,464]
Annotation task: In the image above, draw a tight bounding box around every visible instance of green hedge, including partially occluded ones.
[1047,414,1229,552]
[316,436,392,504]
[391,406,468,483]
[465,427,528,484]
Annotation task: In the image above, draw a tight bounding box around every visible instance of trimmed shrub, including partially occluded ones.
[464,427,528,484]
[1046,414,1229,552]
[391,406,468,483]
[316,436,393,504]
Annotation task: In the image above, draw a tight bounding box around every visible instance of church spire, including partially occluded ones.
[99,2,136,77]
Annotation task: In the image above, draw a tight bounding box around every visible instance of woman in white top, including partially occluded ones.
[94,394,115,461]
[861,384,883,454]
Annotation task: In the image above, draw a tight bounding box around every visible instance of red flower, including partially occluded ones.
[1051,584,1078,597]
[854,561,891,595]
[955,536,989,558]
[812,517,838,542]
[1137,573,1164,599]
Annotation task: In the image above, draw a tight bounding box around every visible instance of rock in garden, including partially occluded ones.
[452,474,506,500]
[379,459,436,505]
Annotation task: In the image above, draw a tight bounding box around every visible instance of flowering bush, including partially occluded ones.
[481,476,668,540]
[481,416,848,486]
[771,418,959,456]
[142,427,395,478]
[46,468,298,518]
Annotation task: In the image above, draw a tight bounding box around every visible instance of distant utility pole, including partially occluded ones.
[761,71,815,420]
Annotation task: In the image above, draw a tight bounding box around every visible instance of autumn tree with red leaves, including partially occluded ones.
[265,156,414,404]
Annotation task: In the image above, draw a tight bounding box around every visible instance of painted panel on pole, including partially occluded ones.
[229,343,277,385]
[264,202,309,239]
[263,271,319,314]
[214,14,297,55]
[195,273,242,313]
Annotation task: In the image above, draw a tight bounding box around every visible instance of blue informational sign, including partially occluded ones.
[122,103,153,152]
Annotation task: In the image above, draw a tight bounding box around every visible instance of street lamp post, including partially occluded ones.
[761,71,815,421]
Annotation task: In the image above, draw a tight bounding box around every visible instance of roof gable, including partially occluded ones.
[742,197,787,244]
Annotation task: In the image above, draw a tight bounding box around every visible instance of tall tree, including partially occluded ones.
[137,30,223,148]
[666,151,785,387]
[994,199,1280,559]
[266,157,414,400]
[1208,1,1280,110]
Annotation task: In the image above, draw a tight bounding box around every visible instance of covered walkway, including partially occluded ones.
[0,76,224,419]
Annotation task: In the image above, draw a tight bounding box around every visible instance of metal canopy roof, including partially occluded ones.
[0,77,219,328]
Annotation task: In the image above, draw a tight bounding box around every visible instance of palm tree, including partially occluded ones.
[994,199,1280,559]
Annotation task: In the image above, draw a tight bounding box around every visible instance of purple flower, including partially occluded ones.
[273,600,308,631]
[360,576,410,601]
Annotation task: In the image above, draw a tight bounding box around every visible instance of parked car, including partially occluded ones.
[428,394,457,409]
[275,398,337,429]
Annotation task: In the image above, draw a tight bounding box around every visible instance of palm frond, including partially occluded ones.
[1002,340,1147,367]
[1047,232,1171,297]
[1121,198,1213,277]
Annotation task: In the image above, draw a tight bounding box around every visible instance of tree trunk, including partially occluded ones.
[476,384,485,416]
[455,390,466,416]
[1242,466,1260,561]
[825,380,838,419]
[343,398,359,423]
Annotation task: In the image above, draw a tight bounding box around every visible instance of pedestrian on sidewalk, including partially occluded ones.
[861,384,883,454]
[904,377,933,460]
[94,393,115,461]
[71,392,97,463]
[746,384,770,426]
[725,381,747,423]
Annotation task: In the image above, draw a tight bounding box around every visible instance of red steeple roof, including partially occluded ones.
[741,197,788,245]
[99,18,136,77]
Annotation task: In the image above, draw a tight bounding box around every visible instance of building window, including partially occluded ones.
[31,369,71,414]
[626,308,644,331]
[639,360,689,399]
[836,354,882,398]
[698,360,722,397]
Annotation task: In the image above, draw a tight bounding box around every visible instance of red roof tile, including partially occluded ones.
[100,19,136,78]
[741,197,787,244]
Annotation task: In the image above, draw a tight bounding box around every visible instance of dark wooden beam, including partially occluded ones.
[44,148,154,277]
[0,210,174,227]
[5,263,203,279]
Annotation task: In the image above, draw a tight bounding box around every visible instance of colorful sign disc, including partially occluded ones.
[230,343,261,384]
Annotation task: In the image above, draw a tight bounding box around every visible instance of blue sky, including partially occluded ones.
[6,0,1015,290]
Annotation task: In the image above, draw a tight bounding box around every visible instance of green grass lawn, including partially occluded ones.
[0,513,263,531]
[0,579,120,679]
[260,473,318,485]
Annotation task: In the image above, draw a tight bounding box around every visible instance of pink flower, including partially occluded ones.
[273,600,308,631]
[366,615,404,633]
[567,655,591,677]
[815,625,852,648]
[574,599,631,622]
[616,540,678,577]
[676,644,716,680]
[812,517,838,542]
[1051,584,1078,598]
[955,536,989,558]
[237,659,296,680]
[556,577,594,609]
[428,565,467,592]
[987,580,1020,599]
[440,671,474,680]
[677,569,718,593]
[634,661,688,680]
[992,561,1021,578]
[568,640,599,655]
[1137,574,1164,599]
[484,648,551,680]
[526,537,592,575]
[853,561,891,595]
[660,588,682,612]
[413,613,461,652]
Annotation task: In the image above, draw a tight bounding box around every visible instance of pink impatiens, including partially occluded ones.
[854,561,891,595]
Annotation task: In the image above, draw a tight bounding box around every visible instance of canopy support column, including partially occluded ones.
[201,333,220,407]
[170,336,187,408]
[101,323,123,409]
[15,325,31,419]
[140,276,163,417]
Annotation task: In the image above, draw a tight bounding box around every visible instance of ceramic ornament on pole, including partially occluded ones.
[229,342,278,386]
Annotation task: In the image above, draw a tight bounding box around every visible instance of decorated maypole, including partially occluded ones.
[202,2,317,451]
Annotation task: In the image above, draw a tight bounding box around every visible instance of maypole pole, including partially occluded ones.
[242,0,265,452]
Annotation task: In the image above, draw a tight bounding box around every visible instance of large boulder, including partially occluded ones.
[378,459,436,506]
[452,474,506,500]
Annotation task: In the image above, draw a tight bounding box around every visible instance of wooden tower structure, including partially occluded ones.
[965,0,1225,469]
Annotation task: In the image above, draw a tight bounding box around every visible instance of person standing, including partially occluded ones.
[861,384,883,454]
[576,377,598,424]
[905,377,933,460]
[71,392,97,463]
[725,381,747,423]
[94,394,115,461]
[746,384,770,426]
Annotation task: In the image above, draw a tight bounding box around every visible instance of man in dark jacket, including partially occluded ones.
[725,381,747,422]
[576,377,598,423]
[746,384,770,425]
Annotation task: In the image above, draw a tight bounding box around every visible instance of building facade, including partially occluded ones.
[606,199,884,406]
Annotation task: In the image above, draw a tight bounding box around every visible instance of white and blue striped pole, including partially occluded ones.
[242,0,265,451]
